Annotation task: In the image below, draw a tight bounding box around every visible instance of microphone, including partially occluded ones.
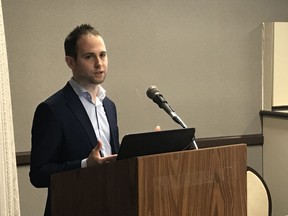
[146,85,187,128]
[146,85,199,150]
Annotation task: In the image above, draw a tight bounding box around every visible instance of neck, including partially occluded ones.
[72,78,99,102]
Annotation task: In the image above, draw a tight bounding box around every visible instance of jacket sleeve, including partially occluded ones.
[29,102,81,188]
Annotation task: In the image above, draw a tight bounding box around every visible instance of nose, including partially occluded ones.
[94,56,102,68]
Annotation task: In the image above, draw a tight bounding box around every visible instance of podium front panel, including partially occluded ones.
[137,144,247,216]
[51,144,247,216]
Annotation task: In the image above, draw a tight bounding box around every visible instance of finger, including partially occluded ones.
[92,140,103,158]
[106,154,117,161]
[104,154,117,164]
[154,125,161,132]
[94,140,103,151]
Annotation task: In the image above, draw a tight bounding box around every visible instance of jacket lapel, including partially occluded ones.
[63,82,97,148]
[103,98,119,154]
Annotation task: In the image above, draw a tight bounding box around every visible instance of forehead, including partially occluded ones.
[76,34,106,54]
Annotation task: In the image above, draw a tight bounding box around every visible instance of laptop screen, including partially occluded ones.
[117,128,196,160]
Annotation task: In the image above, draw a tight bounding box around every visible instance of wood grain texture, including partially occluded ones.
[137,144,247,216]
[51,144,247,216]
[51,158,139,216]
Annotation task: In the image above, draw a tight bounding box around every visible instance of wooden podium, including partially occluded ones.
[51,144,247,216]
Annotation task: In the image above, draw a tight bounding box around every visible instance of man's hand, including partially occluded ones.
[86,140,117,167]
[155,125,161,131]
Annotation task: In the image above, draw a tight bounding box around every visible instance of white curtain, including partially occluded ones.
[0,1,21,215]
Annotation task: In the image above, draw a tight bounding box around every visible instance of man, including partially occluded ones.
[29,24,119,216]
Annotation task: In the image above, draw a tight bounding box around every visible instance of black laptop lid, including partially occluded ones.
[117,128,196,160]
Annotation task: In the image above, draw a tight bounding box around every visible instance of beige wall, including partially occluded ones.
[17,166,47,216]
[2,0,288,215]
[3,1,270,152]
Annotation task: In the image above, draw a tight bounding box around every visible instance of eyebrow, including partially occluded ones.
[100,51,107,55]
[82,52,95,56]
[82,51,107,56]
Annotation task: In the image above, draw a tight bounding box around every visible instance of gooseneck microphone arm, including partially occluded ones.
[146,85,198,149]
[146,85,187,128]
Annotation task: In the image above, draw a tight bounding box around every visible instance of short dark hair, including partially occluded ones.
[64,24,100,59]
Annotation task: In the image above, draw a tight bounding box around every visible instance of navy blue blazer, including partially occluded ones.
[29,82,119,215]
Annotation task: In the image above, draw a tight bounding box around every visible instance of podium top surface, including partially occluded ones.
[117,128,196,160]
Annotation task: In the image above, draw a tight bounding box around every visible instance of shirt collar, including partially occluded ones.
[69,78,106,102]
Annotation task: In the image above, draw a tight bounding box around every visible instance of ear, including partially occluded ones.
[65,56,75,69]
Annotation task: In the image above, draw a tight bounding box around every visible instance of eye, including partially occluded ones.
[84,54,95,59]
[100,52,107,58]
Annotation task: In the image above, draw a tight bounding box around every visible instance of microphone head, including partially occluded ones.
[146,85,160,99]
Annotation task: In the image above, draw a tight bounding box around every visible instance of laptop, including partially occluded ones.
[117,128,196,160]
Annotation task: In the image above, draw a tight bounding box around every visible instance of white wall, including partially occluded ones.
[273,22,288,106]
[262,22,288,108]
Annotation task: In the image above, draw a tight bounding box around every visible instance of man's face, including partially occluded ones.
[66,34,108,87]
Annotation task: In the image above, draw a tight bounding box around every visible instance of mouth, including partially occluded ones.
[93,71,105,79]
[94,71,104,75]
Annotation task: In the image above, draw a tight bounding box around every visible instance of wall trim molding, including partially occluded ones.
[196,134,263,148]
[16,134,263,166]
[261,110,288,118]
[16,151,31,166]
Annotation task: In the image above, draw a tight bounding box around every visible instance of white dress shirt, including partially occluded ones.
[69,79,112,167]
